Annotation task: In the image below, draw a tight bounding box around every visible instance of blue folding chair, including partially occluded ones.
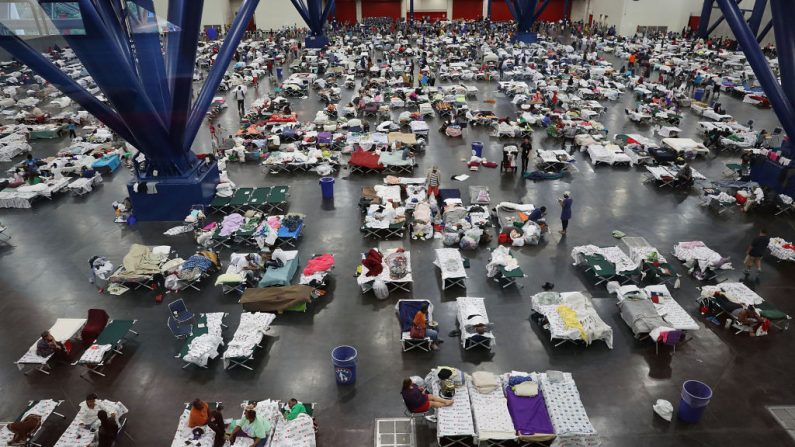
[167,317,193,339]
[168,298,195,325]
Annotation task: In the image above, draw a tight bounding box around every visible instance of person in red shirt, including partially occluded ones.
[401,378,452,414]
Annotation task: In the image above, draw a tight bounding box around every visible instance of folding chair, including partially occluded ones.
[167,316,193,339]
[168,299,195,325]
[81,308,109,345]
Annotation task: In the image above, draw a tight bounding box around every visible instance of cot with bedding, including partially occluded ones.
[424,370,476,447]
[67,174,103,196]
[396,299,434,352]
[661,137,710,158]
[435,248,467,290]
[502,373,556,446]
[700,283,791,332]
[538,372,599,446]
[0,400,65,446]
[571,245,639,285]
[536,150,576,172]
[438,188,461,205]
[0,178,69,209]
[362,205,407,239]
[621,237,678,285]
[530,291,614,349]
[170,401,223,446]
[457,297,495,351]
[380,151,415,174]
[16,317,86,375]
[53,401,127,447]
[495,202,535,232]
[673,241,731,281]
[222,312,276,370]
[349,149,385,174]
[240,285,316,313]
[586,143,632,166]
[91,154,121,174]
[74,319,138,377]
[467,376,515,446]
[410,120,430,138]
[108,244,172,290]
[258,251,300,287]
[614,285,699,336]
[274,215,304,248]
[357,248,413,294]
[215,252,256,294]
[178,312,227,368]
[768,237,795,262]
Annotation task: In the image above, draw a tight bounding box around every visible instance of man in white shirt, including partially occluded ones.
[234,85,247,115]
[77,393,116,429]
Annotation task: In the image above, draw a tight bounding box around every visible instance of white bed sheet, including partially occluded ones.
[701,282,764,306]
[357,248,413,290]
[222,312,275,368]
[456,297,495,348]
[539,373,599,447]
[435,248,467,281]
[54,401,128,447]
[467,377,515,442]
[531,292,614,349]
[0,400,60,444]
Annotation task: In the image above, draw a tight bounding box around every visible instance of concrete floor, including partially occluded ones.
[1,45,794,447]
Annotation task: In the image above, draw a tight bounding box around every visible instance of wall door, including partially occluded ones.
[334,0,357,24]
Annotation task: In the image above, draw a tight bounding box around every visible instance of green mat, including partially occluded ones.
[267,186,289,204]
[95,320,135,345]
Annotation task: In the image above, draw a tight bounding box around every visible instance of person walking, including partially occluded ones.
[520,136,532,174]
[744,228,770,280]
[426,165,441,199]
[234,84,247,115]
[558,191,573,236]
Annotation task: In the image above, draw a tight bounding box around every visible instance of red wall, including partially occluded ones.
[491,2,512,21]
[453,0,483,20]
[409,11,448,21]
[334,0,357,24]
[490,0,567,22]
[362,0,402,19]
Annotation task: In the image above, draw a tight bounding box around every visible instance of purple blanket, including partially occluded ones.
[505,385,555,437]
[219,213,244,237]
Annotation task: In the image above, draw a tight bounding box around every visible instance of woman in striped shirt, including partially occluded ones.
[426,166,440,198]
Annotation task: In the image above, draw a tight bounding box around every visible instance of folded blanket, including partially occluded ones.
[472,371,499,394]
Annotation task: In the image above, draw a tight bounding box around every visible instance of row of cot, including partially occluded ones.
[209,185,289,215]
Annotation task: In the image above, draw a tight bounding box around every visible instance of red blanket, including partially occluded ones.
[350,150,384,169]
[303,254,335,275]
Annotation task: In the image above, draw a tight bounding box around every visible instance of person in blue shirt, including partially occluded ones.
[559,192,573,236]
[529,206,546,224]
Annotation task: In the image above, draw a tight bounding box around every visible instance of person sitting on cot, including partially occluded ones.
[283,399,308,421]
[401,378,453,416]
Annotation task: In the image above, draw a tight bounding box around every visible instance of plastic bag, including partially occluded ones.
[373,279,389,300]
[459,236,477,250]
[443,231,460,247]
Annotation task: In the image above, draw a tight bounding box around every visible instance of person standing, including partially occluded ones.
[559,191,573,236]
[520,136,532,174]
[744,229,770,279]
[234,84,247,115]
[96,410,119,447]
[426,165,440,198]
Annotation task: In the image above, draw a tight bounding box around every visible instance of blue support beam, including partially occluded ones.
[487,0,492,20]
[757,19,772,43]
[409,0,414,24]
[715,0,795,141]
[505,0,546,43]
[697,0,714,38]
[770,0,795,111]
[288,0,331,48]
[532,0,551,22]
[747,0,766,36]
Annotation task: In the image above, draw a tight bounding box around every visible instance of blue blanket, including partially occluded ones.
[259,256,299,287]
[92,154,121,172]
[398,301,427,332]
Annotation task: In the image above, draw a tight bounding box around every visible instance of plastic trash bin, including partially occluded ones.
[472,141,484,158]
[694,88,705,101]
[320,177,335,199]
[331,345,357,385]
[678,380,712,423]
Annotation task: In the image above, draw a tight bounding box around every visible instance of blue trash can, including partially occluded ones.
[694,88,705,101]
[331,345,357,385]
[320,177,335,199]
[678,380,712,423]
[472,141,484,158]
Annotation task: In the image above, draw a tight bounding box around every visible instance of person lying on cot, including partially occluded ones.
[283,399,308,421]
[464,314,494,336]
[401,378,453,415]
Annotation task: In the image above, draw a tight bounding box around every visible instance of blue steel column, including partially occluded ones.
[410,0,414,24]
[757,19,772,43]
[697,0,714,38]
[487,0,492,20]
[747,0,766,36]
[505,0,549,43]
[769,0,795,109]
[715,0,795,139]
[289,0,332,47]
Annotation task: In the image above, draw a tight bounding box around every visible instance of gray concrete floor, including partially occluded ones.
[1,46,794,447]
